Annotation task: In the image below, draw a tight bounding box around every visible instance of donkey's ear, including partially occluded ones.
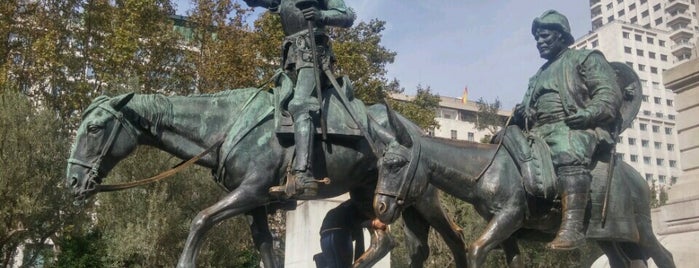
[385,100,413,147]
[110,92,135,111]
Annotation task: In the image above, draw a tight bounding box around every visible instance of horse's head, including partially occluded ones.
[66,93,138,203]
[373,105,429,224]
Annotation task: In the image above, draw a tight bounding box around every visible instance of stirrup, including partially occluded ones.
[269,172,330,199]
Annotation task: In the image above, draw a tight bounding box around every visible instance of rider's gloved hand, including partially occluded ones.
[302,7,325,22]
[565,109,593,129]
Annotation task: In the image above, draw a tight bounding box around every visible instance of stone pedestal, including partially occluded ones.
[284,194,390,268]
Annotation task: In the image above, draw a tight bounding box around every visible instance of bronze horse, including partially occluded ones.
[372,110,675,268]
[65,85,467,267]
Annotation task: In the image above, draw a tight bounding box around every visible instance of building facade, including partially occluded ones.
[391,93,511,143]
[574,0,699,187]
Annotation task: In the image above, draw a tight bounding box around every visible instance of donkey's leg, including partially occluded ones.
[412,189,468,268]
[638,219,675,268]
[177,184,269,268]
[246,206,278,268]
[352,226,395,268]
[501,237,523,268]
[401,206,430,268]
[597,241,630,268]
[468,207,524,268]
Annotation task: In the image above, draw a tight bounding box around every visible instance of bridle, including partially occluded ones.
[68,101,138,196]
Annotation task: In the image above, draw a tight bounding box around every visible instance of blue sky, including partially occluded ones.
[174,1,591,109]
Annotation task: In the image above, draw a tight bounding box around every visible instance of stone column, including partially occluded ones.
[651,53,699,266]
[284,194,390,268]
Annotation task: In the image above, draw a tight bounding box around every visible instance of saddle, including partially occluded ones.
[496,126,640,242]
[272,72,368,139]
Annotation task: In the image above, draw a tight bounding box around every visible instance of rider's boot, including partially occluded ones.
[547,166,591,250]
[270,113,318,198]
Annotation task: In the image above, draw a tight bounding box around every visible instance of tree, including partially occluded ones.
[389,84,440,130]
[475,97,507,143]
[0,91,85,267]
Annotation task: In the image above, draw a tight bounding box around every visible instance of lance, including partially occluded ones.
[601,123,620,228]
[297,0,327,140]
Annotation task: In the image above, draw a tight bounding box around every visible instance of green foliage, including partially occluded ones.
[53,230,106,268]
[390,84,441,130]
[475,97,507,139]
[0,90,83,266]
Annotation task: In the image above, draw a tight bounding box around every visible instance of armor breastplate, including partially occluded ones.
[279,0,322,36]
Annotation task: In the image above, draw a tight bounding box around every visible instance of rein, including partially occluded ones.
[97,139,224,192]
[472,114,512,181]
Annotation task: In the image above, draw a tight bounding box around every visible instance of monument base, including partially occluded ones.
[284,194,390,268]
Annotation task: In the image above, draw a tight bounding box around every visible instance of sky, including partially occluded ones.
[174,1,591,109]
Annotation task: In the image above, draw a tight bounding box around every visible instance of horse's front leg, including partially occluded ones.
[177,184,269,268]
[468,206,524,268]
[352,219,395,268]
[247,206,279,268]
[501,236,524,268]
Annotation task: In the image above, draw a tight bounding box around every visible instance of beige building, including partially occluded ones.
[391,93,510,143]
[575,0,699,187]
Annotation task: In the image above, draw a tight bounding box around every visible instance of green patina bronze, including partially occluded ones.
[373,10,674,268]
[65,71,469,267]
[244,0,357,198]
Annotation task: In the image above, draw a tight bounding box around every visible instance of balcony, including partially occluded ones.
[665,0,690,14]
[671,40,694,50]
[669,24,694,41]
[590,0,601,8]
[666,10,692,27]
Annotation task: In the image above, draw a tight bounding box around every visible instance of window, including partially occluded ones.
[669,160,677,168]
[636,49,644,56]
[607,3,613,10]
[592,40,599,48]
[645,173,653,181]
[608,15,615,23]
[641,10,649,18]
[630,16,637,23]
[617,153,625,160]
[656,112,663,118]
[635,34,642,41]
[654,141,662,149]
[652,125,660,132]
[624,46,632,54]
[638,64,646,71]
[640,123,647,131]
[668,114,676,120]
[623,32,630,39]
[652,81,660,89]
[659,40,665,47]
[617,135,623,143]
[653,4,661,11]
[667,99,673,106]
[665,127,672,135]
[658,175,666,183]
[640,0,647,4]
[650,67,658,74]
[630,154,638,162]
[654,97,661,104]
[641,139,649,147]
[618,10,625,17]
[467,132,474,142]
[649,52,656,59]
[667,144,674,151]
[642,95,649,102]
[646,37,654,44]
[629,3,636,10]
[628,137,636,145]
[655,18,663,25]
[661,54,668,61]
[643,157,651,164]
[657,158,664,166]
[626,61,634,68]
[643,110,651,116]
[450,130,457,140]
